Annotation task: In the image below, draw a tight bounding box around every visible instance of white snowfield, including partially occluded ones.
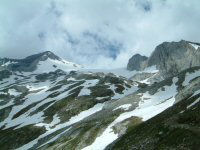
[35,58,82,73]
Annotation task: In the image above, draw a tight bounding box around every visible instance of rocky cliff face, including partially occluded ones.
[127,54,148,71]
[147,40,200,77]
[127,40,200,81]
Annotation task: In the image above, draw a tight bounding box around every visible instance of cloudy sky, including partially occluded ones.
[0,0,200,68]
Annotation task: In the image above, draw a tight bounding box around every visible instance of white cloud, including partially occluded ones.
[0,0,200,69]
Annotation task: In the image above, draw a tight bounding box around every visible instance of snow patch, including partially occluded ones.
[113,104,132,111]
[78,79,99,97]
[34,58,81,73]
[8,89,21,96]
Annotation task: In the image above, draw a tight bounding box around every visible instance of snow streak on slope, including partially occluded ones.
[113,104,132,111]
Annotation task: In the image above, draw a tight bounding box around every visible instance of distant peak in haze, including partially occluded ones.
[0,51,82,72]
[24,51,61,62]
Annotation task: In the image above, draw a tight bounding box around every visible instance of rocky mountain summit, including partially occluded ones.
[127,54,148,71]
[147,40,200,77]
[128,40,200,83]
[0,51,81,72]
[0,41,200,150]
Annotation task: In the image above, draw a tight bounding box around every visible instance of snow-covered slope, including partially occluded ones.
[0,68,139,150]
[1,50,200,150]
[35,58,82,73]
[106,69,200,150]
[84,67,200,150]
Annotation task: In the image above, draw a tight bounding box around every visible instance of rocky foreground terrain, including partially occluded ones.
[0,40,200,150]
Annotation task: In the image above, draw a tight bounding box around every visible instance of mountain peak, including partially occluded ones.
[41,51,58,57]
[23,51,61,63]
[127,53,148,71]
[0,51,81,73]
[146,40,200,77]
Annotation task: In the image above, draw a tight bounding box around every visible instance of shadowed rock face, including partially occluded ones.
[127,54,148,71]
[147,40,200,77]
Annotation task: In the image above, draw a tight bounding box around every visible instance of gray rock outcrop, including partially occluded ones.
[127,40,200,79]
[147,40,200,77]
[127,54,148,71]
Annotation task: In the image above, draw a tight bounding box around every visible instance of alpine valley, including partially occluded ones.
[0,40,200,150]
